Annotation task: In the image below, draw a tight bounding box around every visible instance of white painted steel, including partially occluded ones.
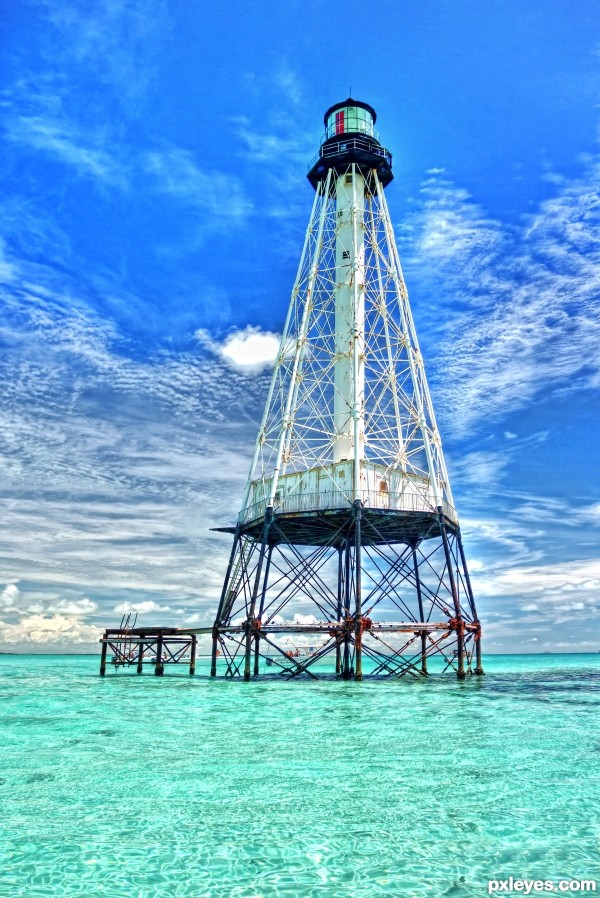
[374,176,443,507]
[242,460,456,528]
[239,167,458,527]
[239,181,324,516]
[267,169,333,508]
[333,166,365,478]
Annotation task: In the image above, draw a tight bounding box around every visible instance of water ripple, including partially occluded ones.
[1,653,599,896]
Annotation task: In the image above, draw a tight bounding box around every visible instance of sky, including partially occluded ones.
[0,0,599,654]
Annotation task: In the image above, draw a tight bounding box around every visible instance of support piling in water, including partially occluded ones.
[100,638,108,677]
[189,634,197,675]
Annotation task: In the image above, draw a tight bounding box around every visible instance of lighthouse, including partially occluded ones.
[211,99,483,681]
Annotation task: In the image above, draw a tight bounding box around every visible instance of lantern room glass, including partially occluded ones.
[325,106,374,139]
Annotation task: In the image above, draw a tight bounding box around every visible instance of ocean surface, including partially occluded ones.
[1,653,599,897]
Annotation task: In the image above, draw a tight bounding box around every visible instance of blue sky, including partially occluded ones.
[1,0,599,653]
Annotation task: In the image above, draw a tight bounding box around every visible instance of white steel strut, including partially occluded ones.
[239,166,454,526]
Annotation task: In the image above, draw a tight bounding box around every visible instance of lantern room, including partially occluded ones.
[324,98,376,140]
[307,98,392,189]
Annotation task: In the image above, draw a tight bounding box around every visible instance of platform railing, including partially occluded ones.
[239,489,458,528]
[307,136,392,173]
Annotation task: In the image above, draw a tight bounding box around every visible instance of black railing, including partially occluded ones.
[307,136,392,174]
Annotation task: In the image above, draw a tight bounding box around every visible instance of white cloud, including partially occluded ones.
[113,600,173,614]
[219,328,281,372]
[467,559,484,572]
[0,584,21,608]
[451,449,509,490]
[0,584,98,617]
[230,69,314,196]
[145,150,252,223]
[579,503,600,524]
[293,613,318,625]
[402,160,600,437]
[0,613,102,647]
[37,0,172,111]
[0,260,262,622]
[46,598,98,615]
[196,325,281,373]
[0,238,18,282]
[475,558,600,608]
[7,113,128,187]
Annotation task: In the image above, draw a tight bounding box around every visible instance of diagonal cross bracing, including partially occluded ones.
[210,102,483,681]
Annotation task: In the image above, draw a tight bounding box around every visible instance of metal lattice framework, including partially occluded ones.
[211,113,483,681]
[241,167,452,516]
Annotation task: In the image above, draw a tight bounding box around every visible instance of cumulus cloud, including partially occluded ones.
[196,326,281,373]
[0,583,21,608]
[0,584,98,617]
[293,613,318,625]
[0,613,102,647]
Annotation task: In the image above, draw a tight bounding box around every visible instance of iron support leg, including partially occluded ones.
[254,544,273,675]
[342,538,352,679]
[354,500,363,681]
[210,627,220,677]
[411,541,428,676]
[100,636,108,676]
[136,641,144,675]
[438,509,465,680]
[456,527,484,675]
[336,545,343,675]
[244,509,272,681]
[155,632,164,676]
[189,634,197,675]
[475,629,484,676]
[211,531,241,676]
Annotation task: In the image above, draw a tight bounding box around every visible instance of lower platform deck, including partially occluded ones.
[99,619,483,680]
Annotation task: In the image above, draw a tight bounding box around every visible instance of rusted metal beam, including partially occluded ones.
[154,632,164,676]
[189,634,197,675]
[99,634,108,676]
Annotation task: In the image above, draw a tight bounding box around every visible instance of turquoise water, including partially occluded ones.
[1,654,599,897]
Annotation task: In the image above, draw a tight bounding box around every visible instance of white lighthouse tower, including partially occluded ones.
[211,99,483,680]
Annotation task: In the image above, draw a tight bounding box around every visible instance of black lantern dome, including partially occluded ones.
[307,98,393,189]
